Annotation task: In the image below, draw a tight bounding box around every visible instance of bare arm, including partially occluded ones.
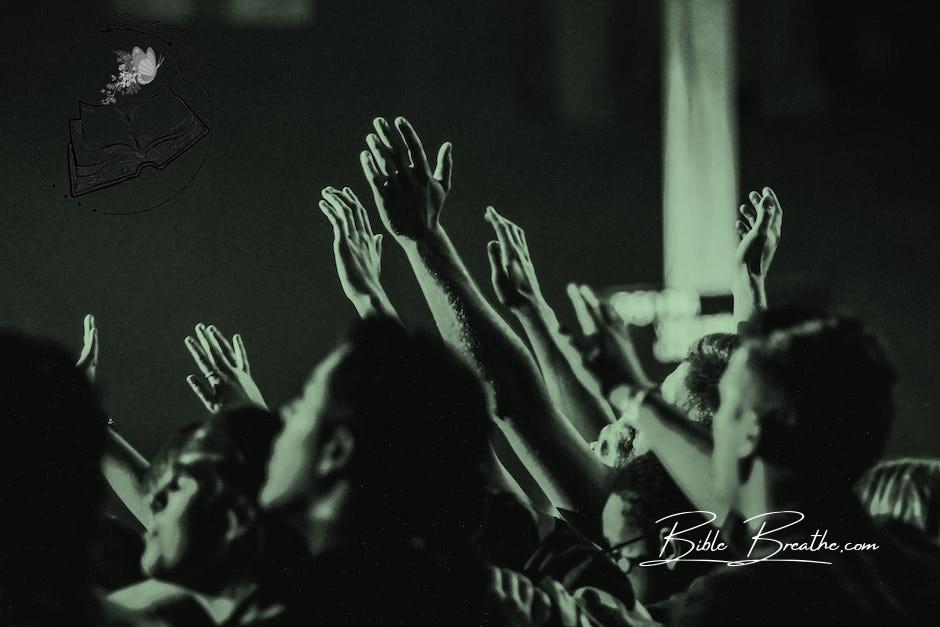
[732,186,782,324]
[359,116,610,515]
[484,207,616,442]
[613,387,728,526]
[319,185,399,320]
[102,427,151,525]
[75,315,150,525]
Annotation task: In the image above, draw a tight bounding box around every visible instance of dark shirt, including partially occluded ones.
[670,495,940,626]
[293,542,491,626]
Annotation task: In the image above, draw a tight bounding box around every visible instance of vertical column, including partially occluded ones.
[662,0,737,295]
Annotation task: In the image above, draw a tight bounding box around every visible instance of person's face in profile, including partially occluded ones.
[260,345,350,512]
[710,348,763,510]
[141,462,228,582]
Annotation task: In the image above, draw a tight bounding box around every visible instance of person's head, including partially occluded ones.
[711,315,896,510]
[0,330,104,596]
[261,317,492,551]
[141,406,281,592]
[594,333,738,467]
[601,453,710,603]
[857,458,940,544]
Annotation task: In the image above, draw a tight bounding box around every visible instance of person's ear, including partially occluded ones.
[316,424,355,478]
[224,497,257,543]
[658,527,679,571]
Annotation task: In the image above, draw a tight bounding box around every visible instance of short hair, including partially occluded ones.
[857,458,940,544]
[683,333,740,424]
[323,317,493,546]
[747,315,896,489]
[0,329,105,592]
[147,407,281,502]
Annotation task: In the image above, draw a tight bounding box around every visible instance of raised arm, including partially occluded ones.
[319,185,398,320]
[732,186,782,324]
[359,116,609,515]
[484,207,615,441]
[76,315,151,525]
[184,323,267,414]
[566,301,725,523]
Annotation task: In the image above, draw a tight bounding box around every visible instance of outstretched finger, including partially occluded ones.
[567,283,597,336]
[326,188,357,239]
[367,133,396,178]
[373,234,383,259]
[736,220,749,239]
[207,325,236,370]
[748,190,763,213]
[187,375,216,413]
[77,313,98,368]
[343,187,372,237]
[195,324,217,368]
[739,202,757,227]
[360,150,382,190]
[433,142,453,192]
[395,117,432,179]
[320,200,343,241]
[373,117,410,176]
[485,207,514,269]
[186,335,216,378]
[764,186,783,223]
[322,194,351,238]
[579,285,608,333]
[233,333,249,372]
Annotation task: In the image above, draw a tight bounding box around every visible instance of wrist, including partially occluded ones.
[396,222,446,249]
[512,298,553,324]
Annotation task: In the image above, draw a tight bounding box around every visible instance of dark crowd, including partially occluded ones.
[2,117,939,626]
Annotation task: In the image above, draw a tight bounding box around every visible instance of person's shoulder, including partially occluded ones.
[107,580,212,626]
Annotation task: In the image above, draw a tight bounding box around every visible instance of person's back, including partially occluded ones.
[671,494,940,626]
[260,317,497,625]
[663,314,939,625]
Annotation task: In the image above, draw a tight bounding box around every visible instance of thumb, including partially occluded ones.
[374,233,383,258]
[486,241,507,303]
[434,142,453,191]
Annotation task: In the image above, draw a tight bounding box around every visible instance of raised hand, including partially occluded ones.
[319,186,388,309]
[185,323,267,414]
[567,285,652,393]
[359,116,453,241]
[75,313,99,383]
[735,186,783,278]
[484,206,545,311]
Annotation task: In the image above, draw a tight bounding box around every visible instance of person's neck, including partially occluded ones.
[734,459,784,532]
[301,480,357,557]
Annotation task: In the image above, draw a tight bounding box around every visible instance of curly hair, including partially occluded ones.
[682,332,740,424]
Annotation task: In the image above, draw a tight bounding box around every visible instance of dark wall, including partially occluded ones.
[1,1,936,462]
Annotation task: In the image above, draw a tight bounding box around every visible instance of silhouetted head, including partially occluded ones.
[261,316,492,551]
[712,313,896,508]
[0,329,104,614]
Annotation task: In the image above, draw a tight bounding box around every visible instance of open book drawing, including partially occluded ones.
[67,87,209,196]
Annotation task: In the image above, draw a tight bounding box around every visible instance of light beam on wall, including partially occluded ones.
[662,0,738,295]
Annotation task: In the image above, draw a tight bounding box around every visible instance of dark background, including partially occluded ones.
[1,1,937,465]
